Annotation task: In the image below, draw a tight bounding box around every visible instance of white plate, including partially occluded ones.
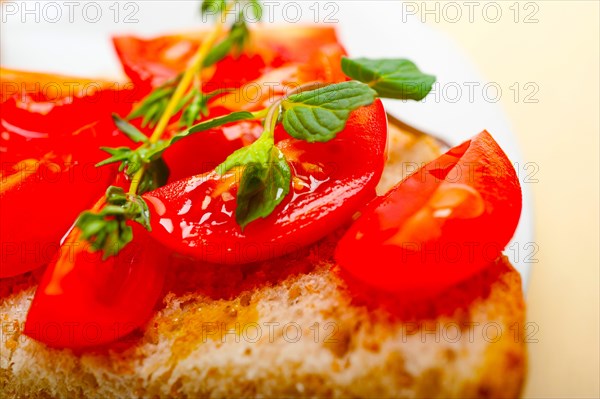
[0,0,533,288]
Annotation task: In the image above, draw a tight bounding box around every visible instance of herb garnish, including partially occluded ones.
[76,0,436,257]
[76,186,151,259]
[281,81,377,142]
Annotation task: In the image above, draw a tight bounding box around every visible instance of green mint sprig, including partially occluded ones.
[218,133,291,229]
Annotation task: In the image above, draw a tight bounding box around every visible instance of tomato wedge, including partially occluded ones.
[335,131,522,297]
[112,26,345,92]
[24,221,167,348]
[143,100,388,264]
[1,70,138,277]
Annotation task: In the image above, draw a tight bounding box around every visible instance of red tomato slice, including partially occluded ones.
[335,131,522,297]
[24,222,167,348]
[0,132,117,278]
[24,224,167,348]
[143,100,388,264]
[112,26,345,92]
[0,70,139,277]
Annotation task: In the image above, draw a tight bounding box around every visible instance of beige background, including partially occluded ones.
[430,1,599,397]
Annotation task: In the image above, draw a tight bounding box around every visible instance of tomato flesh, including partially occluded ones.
[24,222,167,348]
[335,131,522,296]
[144,100,388,264]
[0,71,138,277]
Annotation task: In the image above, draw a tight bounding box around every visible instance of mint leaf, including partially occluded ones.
[112,114,148,143]
[215,134,291,229]
[216,133,271,174]
[235,146,291,229]
[341,57,435,101]
[281,81,376,142]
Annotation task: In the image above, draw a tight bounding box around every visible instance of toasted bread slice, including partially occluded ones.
[0,124,526,398]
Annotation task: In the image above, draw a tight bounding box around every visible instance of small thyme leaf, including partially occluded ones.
[127,75,181,128]
[76,186,152,259]
[96,111,254,185]
[96,141,170,190]
[112,114,149,143]
[179,88,233,128]
[204,25,237,66]
[96,147,133,167]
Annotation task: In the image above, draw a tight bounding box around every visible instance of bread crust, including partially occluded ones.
[0,124,526,398]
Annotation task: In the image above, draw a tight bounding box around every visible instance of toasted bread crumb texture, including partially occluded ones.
[0,125,526,398]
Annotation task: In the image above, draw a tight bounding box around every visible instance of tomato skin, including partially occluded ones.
[335,131,522,297]
[143,100,387,265]
[1,72,139,278]
[24,222,168,348]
